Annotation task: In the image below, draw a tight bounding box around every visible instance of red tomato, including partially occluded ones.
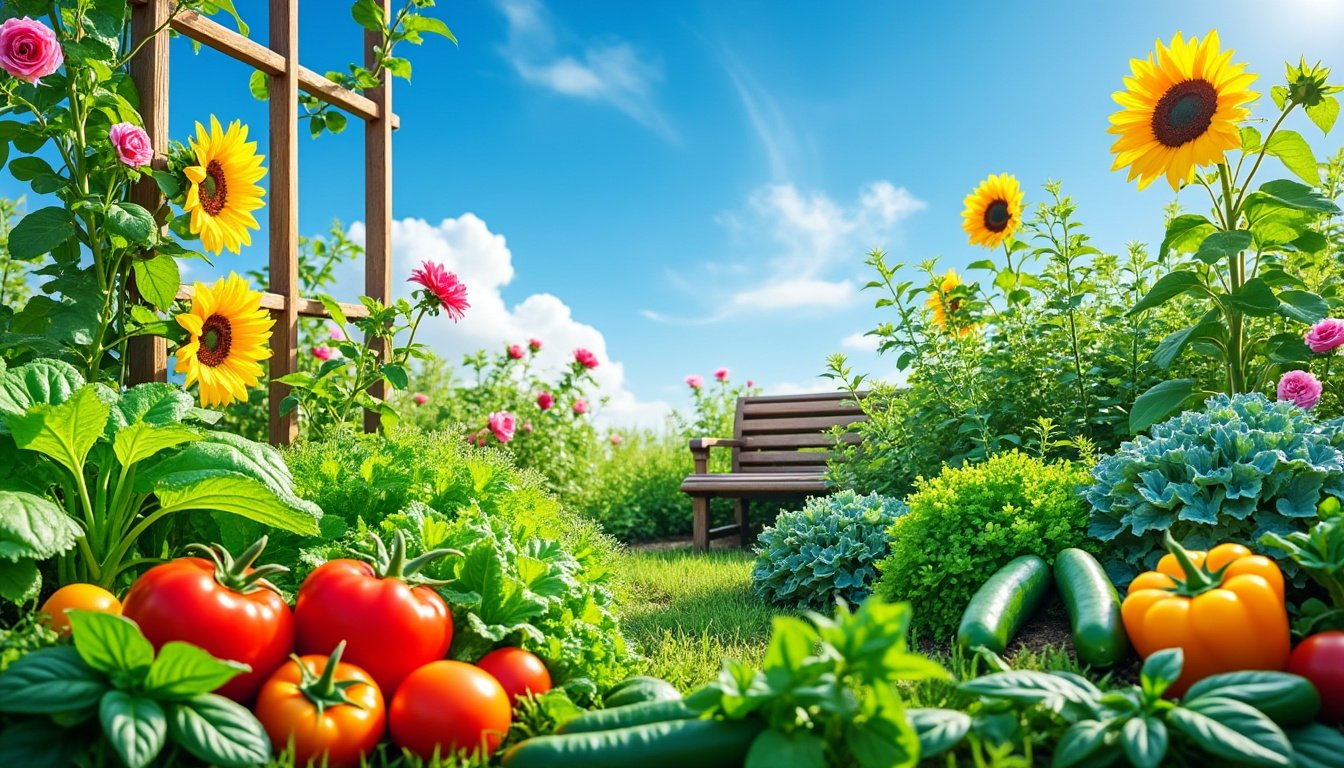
[294,531,454,696]
[476,647,552,705]
[1289,631,1344,722]
[121,538,294,702]
[40,584,121,635]
[390,660,512,759]
[255,642,386,768]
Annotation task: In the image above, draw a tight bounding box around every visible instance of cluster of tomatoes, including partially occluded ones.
[40,534,553,767]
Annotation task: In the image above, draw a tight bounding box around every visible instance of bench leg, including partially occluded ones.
[692,495,711,551]
[735,499,752,547]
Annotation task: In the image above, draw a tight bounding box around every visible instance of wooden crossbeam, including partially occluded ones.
[172,285,370,321]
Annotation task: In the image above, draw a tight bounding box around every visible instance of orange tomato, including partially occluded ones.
[39,584,121,635]
[254,643,385,768]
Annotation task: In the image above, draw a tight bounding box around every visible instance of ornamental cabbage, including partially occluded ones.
[1087,393,1344,586]
[751,490,907,611]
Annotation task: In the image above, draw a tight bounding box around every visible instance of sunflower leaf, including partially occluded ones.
[131,254,181,312]
[1264,130,1320,186]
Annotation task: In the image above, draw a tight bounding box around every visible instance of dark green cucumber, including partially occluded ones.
[1053,548,1128,667]
[956,555,1051,654]
[502,718,764,768]
[1184,671,1321,727]
[603,677,681,708]
[557,699,695,734]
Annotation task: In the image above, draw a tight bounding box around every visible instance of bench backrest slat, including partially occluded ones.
[731,392,866,475]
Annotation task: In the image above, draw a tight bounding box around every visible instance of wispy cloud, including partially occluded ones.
[723,55,797,180]
[496,0,675,141]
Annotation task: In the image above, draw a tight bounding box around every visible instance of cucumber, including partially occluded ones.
[956,555,1051,654]
[502,718,764,768]
[603,677,681,708]
[557,699,695,734]
[1053,548,1128,667]
[1183,671,1321,727]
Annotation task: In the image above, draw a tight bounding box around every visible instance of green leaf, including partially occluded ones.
[7,386,111,476]
[151,169,182,199]
[745,729,825,768]
[131,254,181,311]
[1265,130,1321,186]
[100,691,167,768]
[8,207,77,261]
[1159,215,1215,261]
[1278,289,1329,324]
[1130,379,1197,434]
[906,708,970,758]
[957,670,1098,712]
[846,689,919,768]
[1227,277,1280,316]
[1052,720,1112,768]
[324,110,348,134]
[1193,230,1252,265]
[1240,125,1263,152]
[1151,312,1223,370]
[0,558,41,602]
[1128,271,1204,316]
[1305,95,1339,134]
[110,383,195,432]
[166,694,272,767]
[153,473,321,536]
[0,718,86,768]
[380,363,409,390]
[0,360,84,418]
[247,69,269,101]
[144,642,248,699]
[1248,179,1341,214]
[0,490,80,561]
[114,422,202,467]
[198,0,248,35]
[1287,723,1344,768]
[0,646,108,714]
[403,14,456,42]
[68,611,155,676]
[1121,716,1167,768]
[107,202,157,246]
[351,0,385,31]
[317,294,347,327]
[1140,649,1183,698]
[1167,697,1291,767]
[383,56,412,80]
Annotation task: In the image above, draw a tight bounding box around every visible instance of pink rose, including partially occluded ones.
[747,379,755,388]
[476,434,488,447]
[329,325,347,342]
[574,348,599,369]
[507,343,525,360]
[610,434,623,446]
[108,123,153,168]
[488,410,516,443]
[311,346,335,362]
[1305,318,1344,355]
[714,367,729,382]
[573,399,589,415]
[528,337,543,351]
[537,391,554,411]
[686,375,704,390]
[0,17,63,85]
[1278,370,1322,410]
[413,393,428,406]
[522,421,534,433]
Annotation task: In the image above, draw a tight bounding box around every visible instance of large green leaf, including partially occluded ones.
[906,708,970,759]
[1121,716,1167,768]
[0,646,109,714]
[1052,720,1113,768]
[1167,697,1291,767]
[0,490,80,561]
[8,207,77,260]
[1278,289,1330,324]
[1129,379,1198,434]
[1159,215,1215,261]
[106,202,157,246]
[144,642,248,699]
[1288,724,1344,768]
[0,558,40,602]
[152,474,320,536]
[746,729,826,768]
[166,694,271,767]
[100,691,167,768]
[0,717,87,768]
[1193,230,1252,265]
[1264,130,1321,186]
[7,386,111,476]
[109,383,194,433]
[67,611,154,675]
[114,422,202,468]
[1247,179,1341,214]
[442,535,547,649]
[1227,277,1279,316]
[1151,312,1223,370]
[1128,271,1205,316]
[130,253,180,311]
[0,359,85,419]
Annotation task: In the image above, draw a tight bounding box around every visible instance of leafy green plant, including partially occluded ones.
[873,451,1094,638]
[751,490,906,611]
[1087,393,1344,586]
[1262,508,1344,634]
[0,359,321,593]
[566,429,694,542]
[0,610,271,767]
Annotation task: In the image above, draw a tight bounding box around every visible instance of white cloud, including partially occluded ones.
[730,278,856,312]
[840,331,878,352]
[763,379,837,397]
[343,214,670,429]
[496,0,674,140]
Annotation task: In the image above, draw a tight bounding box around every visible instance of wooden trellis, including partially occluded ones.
[125,0,396,444]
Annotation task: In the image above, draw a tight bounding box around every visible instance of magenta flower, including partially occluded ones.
[537,391,554,411]
[413,393,428,406]
[714,367,729,382]
[488,411,517,443]
[0,17,62,85]
[529,337,543,351]
[610,434,624,446]
[747,379,755,388]
[1278,370,1322,410]
[408,261,469,321]
[311,346,335,362]
[507,343,525,360]
[574,348,599,369]
[108,123,153,168]
[476,433,488,447]
[573,399,589,415]
[329,325,347,342]
[686,375,704,390]
[1305,318,1344,355]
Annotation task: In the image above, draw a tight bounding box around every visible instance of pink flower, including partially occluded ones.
[1278,370,1322,410]
[476,434,488,447]
[507,343,525,360]
[488,411,516,443]
[610,434,623,446]
[686,375,704,390]
[747,379,755,388]
[528,337,543,351]
[413,393,428,406]
[311,346,335,362]
[408,261,469,321]
[574,348,599,369]
[537,391,554,411]
[1305,318,1344,355]
[329,325,347,342]
[108,123,153,168]
[522,421,534,433]
[573,399,589,415]
[0,17,62,85]
[714,367,729,382]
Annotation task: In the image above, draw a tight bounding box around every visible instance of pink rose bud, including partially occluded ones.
[1277,369,1322,410]
[610,434,623,446]
[488,410,517,443]
[686,375,704,390]
[311,346,335,362]
[714,367,729,382]
[522,421,534,433]
[536,391,554,411]
[0,17,63,85]
[108,123,153,168]
[1305,318,1344,355]
[572,399,589,415]
[747,379,755,388]
[574,348,599,369]
[528,337,543,351]
[413,393,429,406]
[507,344,525,360]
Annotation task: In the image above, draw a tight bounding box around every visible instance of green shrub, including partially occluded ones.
[566,431,695,541]
[751,490,907,610]
[874,451,1094,639]
[1087,393,1344,587]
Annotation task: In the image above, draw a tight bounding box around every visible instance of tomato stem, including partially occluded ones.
[297,641,366,714]
[188,537,290,595]
[357,530,462,585]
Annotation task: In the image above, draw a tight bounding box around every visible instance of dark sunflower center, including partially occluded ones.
[198,160,229,216]
[1152,79,1218,148]
[197,314,232,367]
[983,200,1011,233]
[948,297,963,314]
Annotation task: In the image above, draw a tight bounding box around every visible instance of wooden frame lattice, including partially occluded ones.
[125,0,396,445]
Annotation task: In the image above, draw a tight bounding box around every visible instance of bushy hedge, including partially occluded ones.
[565,431,694,541]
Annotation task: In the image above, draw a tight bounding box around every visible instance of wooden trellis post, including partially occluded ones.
[126,0,398,445]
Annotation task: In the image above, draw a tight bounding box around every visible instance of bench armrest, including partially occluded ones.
[688,437,743,474]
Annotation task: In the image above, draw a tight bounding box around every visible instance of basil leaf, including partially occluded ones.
[144,642,249,699]
[1167,697,1291,767]
[1121,716,1167,768]
[746,728,825,768]
[166,694,272,767]
[906,708,970,758]
[67,611,154,675]
[100,691,167,768]
[0,646,108,713]
[1287,723,1344,768]
[1052,720,1113,768]
[0,718,85,768]
[1139,648,1183,699]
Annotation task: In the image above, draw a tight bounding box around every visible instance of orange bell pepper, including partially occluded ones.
[1121,532,1289,697]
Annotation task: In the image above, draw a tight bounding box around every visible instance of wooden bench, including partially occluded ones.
[681,391,866,551]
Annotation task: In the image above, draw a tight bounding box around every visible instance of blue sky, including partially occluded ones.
[7,0,1344,425]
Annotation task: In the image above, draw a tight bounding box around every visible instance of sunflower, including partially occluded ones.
[1108,31,1258,191]
[175,272,273,408]
[183,116,267,255]
[926,269,975,337]
[961,174,1023,249]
